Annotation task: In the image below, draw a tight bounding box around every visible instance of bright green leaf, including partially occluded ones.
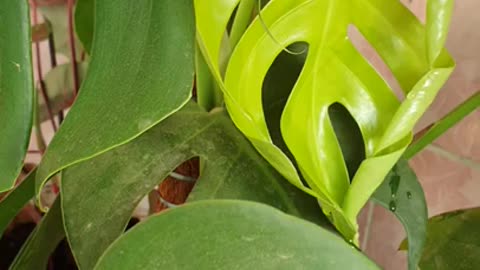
[94,200,379,270]
[262,42,365,180]
[0,0,34,192]
[229,0,256,48]
[74,0,94,54]
[36,0,195,208]
[419,208,480,270]
[372,159,427,270]
[61,102,328,269]
[9,197,65,270]
[0,170,36,236]
[426,0,454,65]
[195,0,454,240]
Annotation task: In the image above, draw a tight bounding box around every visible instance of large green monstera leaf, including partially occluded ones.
[195,0,454,241]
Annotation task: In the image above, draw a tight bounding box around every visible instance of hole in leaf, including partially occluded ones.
[218,5,240,76]
[125,217,140,231]
[226,5,239,36]
[347,25,405,101]
[147,157,200,214]
[328,103,365,181]
[262,42,309,163]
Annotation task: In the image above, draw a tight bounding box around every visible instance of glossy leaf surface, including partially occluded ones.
[0,0,33,192]
[10,198,64,270]
[61,102,327,269]
[419,208,480,270]
[195,0,454,240]
[372,160,427,270]
[95,200,379,270]
[35,0,195,208]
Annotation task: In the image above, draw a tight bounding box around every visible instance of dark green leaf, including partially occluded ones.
[61,102,329,269]
[0,0,34,192]
[74,0,94,54]
[419,208,480,270]
[94,200,379,270]
[372,159,427,270]
[36,0,195,207]
[10,197,65,270]
[0,170,36,236]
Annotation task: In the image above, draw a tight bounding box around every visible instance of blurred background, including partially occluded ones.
[9,0,480,269]
[357,1,480,269]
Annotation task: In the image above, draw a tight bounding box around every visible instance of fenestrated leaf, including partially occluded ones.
[371,159,427,270]
[36,0,195,208]
[418,208,480,270]
[196,0,454,241]
[9,197,64,270]
[94,200,379,270]
[61,102,329,270]
[38,62,89,123]
[0,0,34,192]
[262,42,308,163]
[74,0,94,54]
[0,170,36,236]
[262,43,365,180]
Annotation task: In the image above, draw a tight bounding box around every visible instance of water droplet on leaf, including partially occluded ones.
[407,191,412,199]
[389,174,400,198]
[389,201,396,212]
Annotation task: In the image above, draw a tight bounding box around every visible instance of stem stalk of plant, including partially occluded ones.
[405,91,480,159]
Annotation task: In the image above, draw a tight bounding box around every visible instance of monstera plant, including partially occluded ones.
[197,0,455,242]
[1,0,479,269]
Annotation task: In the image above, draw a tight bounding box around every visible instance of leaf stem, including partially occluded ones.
[229,0,256,48]
[46,23,65,124]
[33,91,47,154]
[405,92,480,159]
[31,0,57,132]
